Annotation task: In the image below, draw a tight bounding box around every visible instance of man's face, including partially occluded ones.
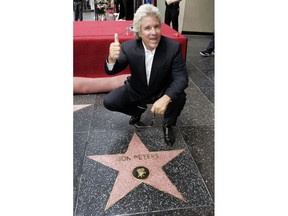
[139,16,162,51]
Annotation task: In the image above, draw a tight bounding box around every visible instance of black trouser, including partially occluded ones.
[164,3,180,31]
[206,33,215,53]
[74,2,83,21]
[103,86,186,126]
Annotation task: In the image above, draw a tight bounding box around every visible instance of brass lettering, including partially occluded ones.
[133,153,159,160]
[134,155,140,160]
[117,156,131,161]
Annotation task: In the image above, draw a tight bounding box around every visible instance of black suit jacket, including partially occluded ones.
[105,35,188,102]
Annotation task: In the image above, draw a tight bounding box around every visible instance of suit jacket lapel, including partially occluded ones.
[135,42,148,86]
[149,38,166,87]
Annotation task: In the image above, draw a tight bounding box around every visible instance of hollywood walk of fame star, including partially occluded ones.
[88,132,186,210]
[73,104,92,112]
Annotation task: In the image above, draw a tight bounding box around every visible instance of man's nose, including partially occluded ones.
[151,27,157,34]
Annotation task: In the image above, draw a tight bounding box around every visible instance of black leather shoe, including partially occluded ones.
[162,124,175,146]
[129,105,147,125]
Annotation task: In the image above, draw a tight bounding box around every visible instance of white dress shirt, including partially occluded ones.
[143,42,156,85]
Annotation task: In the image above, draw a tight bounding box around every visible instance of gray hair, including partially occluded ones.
[133,4,162,40]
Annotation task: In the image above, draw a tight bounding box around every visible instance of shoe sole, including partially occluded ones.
[200,52,211,57]
[200,53,214,57]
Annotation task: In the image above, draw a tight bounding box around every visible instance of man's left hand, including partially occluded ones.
[151,95,171,115]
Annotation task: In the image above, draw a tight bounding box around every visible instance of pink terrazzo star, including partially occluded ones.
[73,104,92,112]
[88,132,186,210]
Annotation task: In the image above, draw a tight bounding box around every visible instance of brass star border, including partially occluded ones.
[88,132,186,210]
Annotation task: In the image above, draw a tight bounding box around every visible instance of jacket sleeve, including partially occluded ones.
[164,43,188,101]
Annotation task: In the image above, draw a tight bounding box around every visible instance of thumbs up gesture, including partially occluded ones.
[108,33,121,64]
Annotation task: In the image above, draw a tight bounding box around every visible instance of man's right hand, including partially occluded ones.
[108,33,121,64]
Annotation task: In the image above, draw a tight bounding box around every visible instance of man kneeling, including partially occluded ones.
[103,4,188,146]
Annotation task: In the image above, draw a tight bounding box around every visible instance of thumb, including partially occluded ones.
[114,33,119,43]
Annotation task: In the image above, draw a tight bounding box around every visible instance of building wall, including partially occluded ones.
[182,0,214,33]
[157,0,214,33]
